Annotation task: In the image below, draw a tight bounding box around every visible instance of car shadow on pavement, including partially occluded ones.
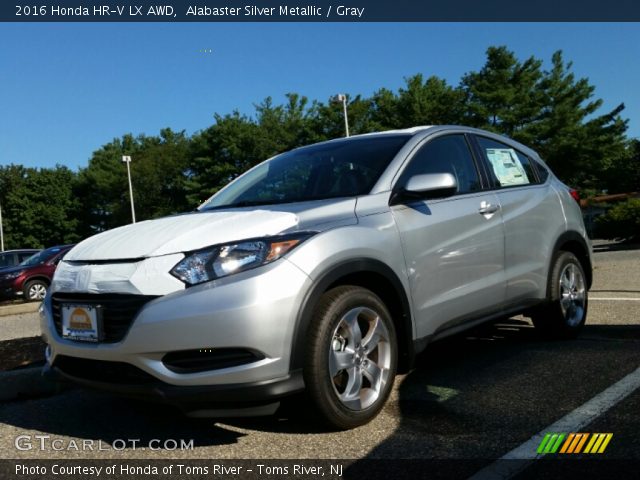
[1,319,639,459]
[343,319,640,478]
[0,390,245,450]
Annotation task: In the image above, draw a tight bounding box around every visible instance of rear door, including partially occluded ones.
[472,135,564,304]
[391,133,506,339]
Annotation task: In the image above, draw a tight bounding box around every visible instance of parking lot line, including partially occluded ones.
[469,363,640,479]
[590,297,640,301]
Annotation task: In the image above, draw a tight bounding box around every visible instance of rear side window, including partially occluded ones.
[0,253,14,268]
[532,159,550,183]
[476,136,537,188]
[399,135,481,195]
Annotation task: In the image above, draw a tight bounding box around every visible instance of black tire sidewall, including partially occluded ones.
[534,251,588,338]
[23,280,47,301]
[303,286,398,430]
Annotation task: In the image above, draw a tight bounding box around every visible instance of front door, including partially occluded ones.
[391,134,506,339]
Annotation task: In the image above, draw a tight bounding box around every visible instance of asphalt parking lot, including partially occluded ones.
[0,244,638,478]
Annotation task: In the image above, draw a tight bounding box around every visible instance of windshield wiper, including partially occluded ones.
[200,195,353,211]
[201,199,293,211]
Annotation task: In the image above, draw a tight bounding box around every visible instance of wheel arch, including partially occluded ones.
[551,231,593,290]
[23,275,51,288]
[290,259,415,374]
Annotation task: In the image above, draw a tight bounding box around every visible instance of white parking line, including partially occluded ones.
[590,297,640,301]
[469,364,640,480]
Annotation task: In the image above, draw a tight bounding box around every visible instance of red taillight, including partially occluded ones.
[569,188,580,204]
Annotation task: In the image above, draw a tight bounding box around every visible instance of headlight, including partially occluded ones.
[170,233,314,286]
[1,271,23,280]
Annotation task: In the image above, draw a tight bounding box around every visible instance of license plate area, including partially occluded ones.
[61,304,103,342]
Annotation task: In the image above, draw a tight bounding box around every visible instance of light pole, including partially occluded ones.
[0,202,4,251]
[331,94,350,137]
[121,155,136,223]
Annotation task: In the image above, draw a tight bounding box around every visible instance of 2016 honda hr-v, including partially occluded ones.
[41,126,591,429]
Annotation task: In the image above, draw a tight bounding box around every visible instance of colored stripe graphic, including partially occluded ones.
[538,433,613,454]
[559,433,575,453]
[598,433,613,453]
[550,434,565,453]
[536,434,551,454]
[574,433,589,453]
[584,434,598,453]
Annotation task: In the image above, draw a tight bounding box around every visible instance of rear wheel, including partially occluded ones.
[531,251,588,339]
[24,280,48,302]
[304,286,397,430]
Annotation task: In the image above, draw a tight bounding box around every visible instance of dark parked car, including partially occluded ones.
[0,249,41,270]
[0,245,74,301]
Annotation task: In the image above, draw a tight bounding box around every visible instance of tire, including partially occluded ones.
[303,285,397,430]
[531,251,588,339]
[23,279,48,302]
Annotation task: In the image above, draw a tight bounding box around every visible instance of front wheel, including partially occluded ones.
[531,251,588,339]
[304,286,397,430]
[23,279,48,302]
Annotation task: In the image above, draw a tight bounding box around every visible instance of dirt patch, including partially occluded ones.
[0,336,46,371]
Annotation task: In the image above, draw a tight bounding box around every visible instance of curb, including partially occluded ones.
[0,365,66,402]
[0,302,39,317]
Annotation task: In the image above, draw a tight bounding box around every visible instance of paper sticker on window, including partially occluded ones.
[485,148,529,186]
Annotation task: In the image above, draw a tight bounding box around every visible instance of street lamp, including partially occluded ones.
[0,202,4,251]
[331,94,350,137]
[121,155,136,223]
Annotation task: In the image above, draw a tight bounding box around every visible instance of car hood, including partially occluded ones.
[65,199,357,261]
[66,210,299,261]
[0,265,26,276]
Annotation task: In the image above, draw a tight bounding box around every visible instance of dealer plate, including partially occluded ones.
[61,304,102,342]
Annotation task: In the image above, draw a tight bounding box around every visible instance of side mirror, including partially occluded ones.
[390,173,458,205]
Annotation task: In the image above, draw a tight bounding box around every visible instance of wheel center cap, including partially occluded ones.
[354,347,367,366]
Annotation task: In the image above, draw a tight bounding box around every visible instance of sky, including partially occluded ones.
[1,22,639,170]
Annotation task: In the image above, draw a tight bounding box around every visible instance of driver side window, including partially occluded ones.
[399,135,481,195]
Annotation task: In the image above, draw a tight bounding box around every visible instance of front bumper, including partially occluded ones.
[0,277,21,298]
[43,360,304,412]
[41,257,312,401]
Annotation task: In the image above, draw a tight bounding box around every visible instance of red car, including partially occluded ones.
[0,245,74,302]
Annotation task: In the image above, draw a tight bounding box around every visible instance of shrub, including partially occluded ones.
[595,198,640,241]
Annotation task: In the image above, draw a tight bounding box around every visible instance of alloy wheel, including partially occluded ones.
[558,263,586,327]
[29,283,47,300]
[328,306,392,411]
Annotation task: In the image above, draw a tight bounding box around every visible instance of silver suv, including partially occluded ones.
[41,126,591,429]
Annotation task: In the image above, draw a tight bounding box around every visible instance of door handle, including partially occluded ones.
[478,201,500,215]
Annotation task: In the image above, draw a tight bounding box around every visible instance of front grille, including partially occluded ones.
[52,293,158,343]
[53,355,156,384]
[162,348,264,374]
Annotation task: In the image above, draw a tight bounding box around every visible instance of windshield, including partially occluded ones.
[20,247,62,267]
[200,134,410,210]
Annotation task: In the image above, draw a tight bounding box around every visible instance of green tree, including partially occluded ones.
[186,112,263,206]
[604,139,640,194]
[3,45,630,244]
[531,51,627,188]
[77,128,191,234]
[0,165,79,248]
[395,74,465,127]
[461,47,628,189]
[461,46,545,137]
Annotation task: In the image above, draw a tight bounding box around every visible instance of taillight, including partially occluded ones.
[569,188,580,204]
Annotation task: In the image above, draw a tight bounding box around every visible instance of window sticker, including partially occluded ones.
[485,148,529,186]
